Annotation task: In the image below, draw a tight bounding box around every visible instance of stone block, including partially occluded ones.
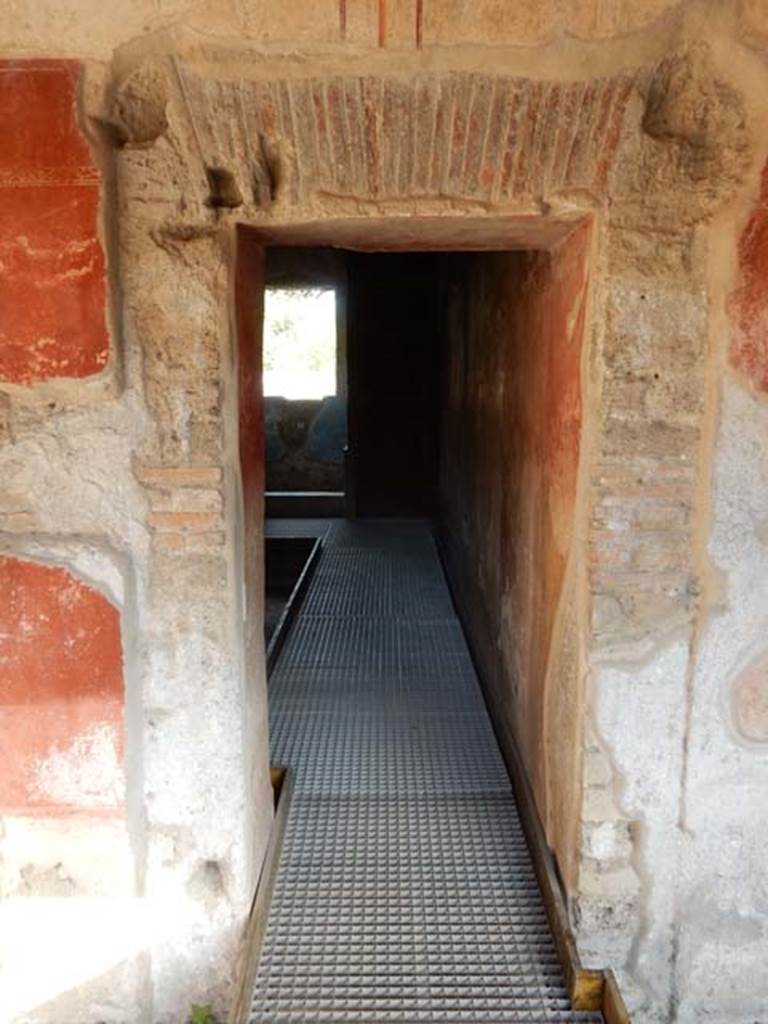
[135,465,222,488]
[582,784,620,823]
[148,511,222,532]
[582,746,614,788]
[581,820,633,863]
[579,860,642,899]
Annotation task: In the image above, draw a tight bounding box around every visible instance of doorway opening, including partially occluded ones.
[238,217,594,1019]
[263,247,348,519]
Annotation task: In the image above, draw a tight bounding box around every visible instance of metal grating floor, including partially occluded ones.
[251,520,602,1024]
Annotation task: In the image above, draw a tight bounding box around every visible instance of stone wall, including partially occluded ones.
[1,3,768,1022]
[0,54,273,1024]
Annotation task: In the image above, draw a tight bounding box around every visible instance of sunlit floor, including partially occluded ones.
[252,519,602,1023]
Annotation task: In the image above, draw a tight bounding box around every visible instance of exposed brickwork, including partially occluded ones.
[141,467,224,552]
[179,68,638,207]
[0,60,109,385]
[153,530,225,552]
[135,464,222,488]
[589,268,706,648]
[147,510,222,531]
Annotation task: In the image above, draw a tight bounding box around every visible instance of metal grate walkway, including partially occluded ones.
[251,520,602,1024]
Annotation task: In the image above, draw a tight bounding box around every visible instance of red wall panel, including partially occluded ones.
[0,60,109,384]
[0,557,124,816]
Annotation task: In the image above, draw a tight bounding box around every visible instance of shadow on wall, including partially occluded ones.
[438,221,591,892]
[265,395,346,492]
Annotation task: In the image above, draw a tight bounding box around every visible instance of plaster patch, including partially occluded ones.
[0,540,128,609]
[587,639,690,1017]
[731,654,768,741]
[0,816,133,899]
[31,723,125,809]
[0,394,151,558]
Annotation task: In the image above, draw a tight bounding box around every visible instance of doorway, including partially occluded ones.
[261,247,349,518]
[259,246,445,521]
[235,217,593,1018]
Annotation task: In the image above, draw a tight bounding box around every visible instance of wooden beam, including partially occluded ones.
[602,969,632,1024]
[228,767,295,1024]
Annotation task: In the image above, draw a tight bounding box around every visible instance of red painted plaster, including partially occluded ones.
[440,223,590,885]
[733,654,768,742]
[0,60,109,385]
[235,228,267,674]
[728,160,768,394]
[497,225,589,779]
[0,557,124,816]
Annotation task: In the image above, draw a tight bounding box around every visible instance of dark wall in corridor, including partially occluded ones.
[437,224,591,889]
[346,253,441,517]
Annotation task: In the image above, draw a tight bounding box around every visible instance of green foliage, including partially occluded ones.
[189,1004,218,1024]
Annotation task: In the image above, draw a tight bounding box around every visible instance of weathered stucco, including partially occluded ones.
[0,557,124,816]
[1,2,768,1021]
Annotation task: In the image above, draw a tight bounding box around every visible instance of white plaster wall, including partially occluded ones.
[589,640,689,1022]
[584,378,768,1024]
[675,376,768,1022]
[0,321,272,1020]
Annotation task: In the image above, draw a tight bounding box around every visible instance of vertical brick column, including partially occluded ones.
[579,221,710,1011]
[117,91,273,1015]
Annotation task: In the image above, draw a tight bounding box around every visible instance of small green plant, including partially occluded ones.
[189,1005,219,1024]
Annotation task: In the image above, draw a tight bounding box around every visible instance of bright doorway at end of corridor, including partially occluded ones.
[263,247,349,519]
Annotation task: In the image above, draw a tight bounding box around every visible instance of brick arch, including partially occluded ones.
[175,66,638,209]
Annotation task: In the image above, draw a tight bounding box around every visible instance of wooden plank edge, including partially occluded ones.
[228,766,295,1024]
[495,706,604,1012]
[432,525,630,1019]
[602,969,632,1024]
[266,534,323,676]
